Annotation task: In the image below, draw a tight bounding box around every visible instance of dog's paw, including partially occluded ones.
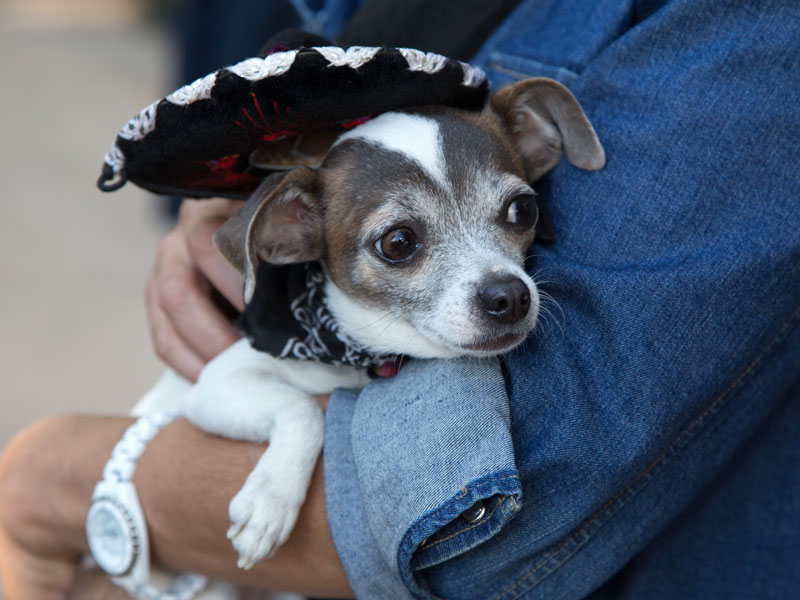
[226,478,302,570]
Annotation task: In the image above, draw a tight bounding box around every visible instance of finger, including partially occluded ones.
[185,217,246,312]
[152,242,241,365]
[158,272,241,363]
[146,276,206,382]
[178,198,245,311]
[178,197,242,232]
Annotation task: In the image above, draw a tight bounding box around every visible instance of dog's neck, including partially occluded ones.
[323,276,462,360]
[235,261,403,368]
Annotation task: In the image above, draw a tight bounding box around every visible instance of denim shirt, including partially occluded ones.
[322,0,800,598]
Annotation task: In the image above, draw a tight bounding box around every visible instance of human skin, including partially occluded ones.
[0,199,353,598]
[0,412,353,599]
[145,199,246,382]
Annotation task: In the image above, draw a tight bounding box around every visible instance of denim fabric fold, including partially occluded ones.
[326,358,522,598]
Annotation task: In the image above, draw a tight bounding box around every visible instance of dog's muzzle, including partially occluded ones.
[477,275,531,325]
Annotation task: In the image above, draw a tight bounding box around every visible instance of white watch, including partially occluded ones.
[86,411,208,600]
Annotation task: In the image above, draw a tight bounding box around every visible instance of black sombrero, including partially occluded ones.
[97,30,489,199]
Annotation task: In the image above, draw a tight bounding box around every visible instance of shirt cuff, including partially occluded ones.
[324,357,522,599]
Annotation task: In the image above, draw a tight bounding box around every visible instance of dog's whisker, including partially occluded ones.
[535,290,565,337]
[348,310,395,333]
[374,313,404,340]
[530,265,556,281]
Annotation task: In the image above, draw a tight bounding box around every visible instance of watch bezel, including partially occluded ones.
[86,495,140,577]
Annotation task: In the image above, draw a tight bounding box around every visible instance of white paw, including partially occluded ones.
[227,476,302,569]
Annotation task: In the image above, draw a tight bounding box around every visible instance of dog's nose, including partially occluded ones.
[477,276,531,324]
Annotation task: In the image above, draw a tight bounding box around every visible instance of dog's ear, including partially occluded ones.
[490,78,605,181]
[214,168,323,303]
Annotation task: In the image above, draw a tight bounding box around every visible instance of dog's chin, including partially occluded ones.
[418,326,532,358]
[453,331,530,356]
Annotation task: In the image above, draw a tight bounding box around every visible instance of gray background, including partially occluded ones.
[0,1,172,596]
[0,4,303,598]
[0,0,170,450]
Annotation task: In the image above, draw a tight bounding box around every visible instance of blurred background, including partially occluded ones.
[0,0,176,449]
[0,1,309,595]
[0,0,309,453]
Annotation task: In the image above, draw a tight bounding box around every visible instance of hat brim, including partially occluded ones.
[98,45,489,199]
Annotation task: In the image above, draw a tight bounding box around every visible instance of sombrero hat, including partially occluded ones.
[97,29,489,199]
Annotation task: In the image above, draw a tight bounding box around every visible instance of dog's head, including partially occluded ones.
[216,78,604,359]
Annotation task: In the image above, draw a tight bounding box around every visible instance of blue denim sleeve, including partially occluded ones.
[325,358,522,599]
[325,0,800,599]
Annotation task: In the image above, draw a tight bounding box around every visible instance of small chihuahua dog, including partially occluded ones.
[136,77,604,573]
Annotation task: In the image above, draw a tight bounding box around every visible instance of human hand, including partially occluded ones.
[146,198,246,381]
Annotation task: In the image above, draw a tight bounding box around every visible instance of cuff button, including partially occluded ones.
[460,499,487,524]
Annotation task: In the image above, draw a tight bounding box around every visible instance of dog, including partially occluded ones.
[134,76,605,578]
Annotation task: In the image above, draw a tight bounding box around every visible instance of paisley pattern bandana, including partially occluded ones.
[237,261,398,369]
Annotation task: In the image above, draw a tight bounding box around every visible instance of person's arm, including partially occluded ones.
[0,412,353,600]
[320,2,800,598]
[0,196,355,599]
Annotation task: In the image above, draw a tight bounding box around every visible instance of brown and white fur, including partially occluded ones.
[134,78,605,582]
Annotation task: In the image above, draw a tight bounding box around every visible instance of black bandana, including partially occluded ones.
[237,261,396,369]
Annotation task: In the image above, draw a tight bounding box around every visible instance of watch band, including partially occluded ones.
[89,410,208,600]
[131,570,208,600]
[104,411,179,482]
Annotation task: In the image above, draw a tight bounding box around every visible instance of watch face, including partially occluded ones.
[86,498,137,576]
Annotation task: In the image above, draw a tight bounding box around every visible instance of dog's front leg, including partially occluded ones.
[223,382,322,570]
[184,340,325,569]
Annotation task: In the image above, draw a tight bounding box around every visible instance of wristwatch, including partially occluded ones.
[86,411,208,600]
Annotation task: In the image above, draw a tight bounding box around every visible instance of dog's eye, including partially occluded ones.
[505,194,538,228]
[375,228,419,263]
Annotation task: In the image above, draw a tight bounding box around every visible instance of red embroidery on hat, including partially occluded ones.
[234,93,301,142]
[181,153,260,191]
[340,115,372,130]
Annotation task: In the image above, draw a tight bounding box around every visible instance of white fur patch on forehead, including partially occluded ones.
[334,112,449,190]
